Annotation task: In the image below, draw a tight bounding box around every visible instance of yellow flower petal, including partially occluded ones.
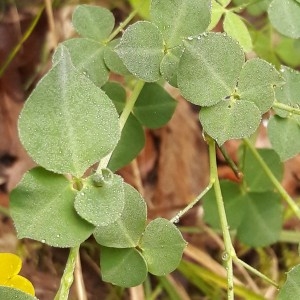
[6,275,35,296]
[0,253,22,283]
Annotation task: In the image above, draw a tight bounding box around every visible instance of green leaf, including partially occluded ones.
[72,5,114,41]
[115,21,164,82]
[100,247,148,287]
[208,1,225,31]
[250,29,280,67]
[203,180,245,230]
[237,192,282,247]
[19,46,120,177]
[268,0,300,39]
[0,287,37,300]
[268,115,300,161]
[150,0,211,48]
[178,33,245,106]
[219,0,231,6]
[94,183,147,248]
[199,100,261,145]
[10,168,94,248]
[139,218,187,276]
[233,0,271,16]
[103,39,131,76]
[57,38,109,87]
[160,44,184,87]
[223,12,253,52]
[240,148,283,192]
[278,265,300,299]
[74,172,125,226]
[108,114,145,172]
[274,66,300,122]
[276,38,300,68]
[101,81,126,114]
[238,58,284,113]
[128,0,150,19]
[133,83,177,128]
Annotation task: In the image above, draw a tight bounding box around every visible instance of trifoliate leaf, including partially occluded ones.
[72,5,114,41]
[74,173,125,226]
[139,218,187,276]
[238,58,284,113]
[151,0,211,48]
[19,46,120,177]
[178,33,245,106]
[223,12,253,52]
[268,0,300,39]
[100,247,148,287]
[115,21,164,82]
[268,115,300,161]
[10,168,95,247]
[94,183,147,248]
[199,99,261,145]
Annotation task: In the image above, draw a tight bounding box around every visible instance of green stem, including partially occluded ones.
[106,8,138,43]
[273,101,300,116]
[207,136,235,299]
[0,5,44,77]
[97,80,145,170]
[243,138,300,219]
[54,246,79,300]
[219,145,243,180]
[170,183,213,223]
[233,257,279,288]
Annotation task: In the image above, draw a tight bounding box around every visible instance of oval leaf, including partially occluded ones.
[274,66,300,123]
[237,192,282,247]
[178,33,245,106]
[160,45,184,87]
[0,287,37,300]
[19,46,120,177]
[100,247,148,287]
[133,83,177,128]
[223,12,253,52]
[115,21,164,82]
[139,218,187,276]
[72,5,114,41]
[238,58,284,113]
[268,115,300,161]
[199,99,261,145]
[203,180,246,230]
[241,148,283,192]
[74,173,125,226]
[268,0,300,39]
[56,38,109,87]
[101,81,126,114]
[151,0,211,48]
[10,167,95,247]
[103,39,130,76]
[108,114,145,172]
[278,265,300,299]
[94,183,147,248]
